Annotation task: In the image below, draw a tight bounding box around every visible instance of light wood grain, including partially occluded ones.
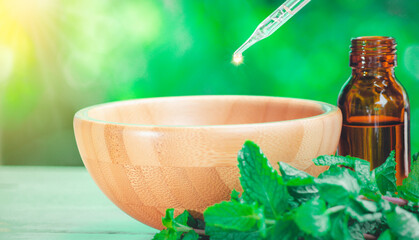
[74,95,342,229]
[0,166,157,239]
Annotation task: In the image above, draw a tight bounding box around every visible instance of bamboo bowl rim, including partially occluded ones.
[74,95,339,129]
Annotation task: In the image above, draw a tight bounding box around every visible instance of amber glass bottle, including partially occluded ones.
[338,36,410,185]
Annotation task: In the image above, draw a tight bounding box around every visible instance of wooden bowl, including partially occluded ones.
[73,95,342,229]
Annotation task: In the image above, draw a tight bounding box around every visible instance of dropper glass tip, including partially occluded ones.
[232,53,244,66]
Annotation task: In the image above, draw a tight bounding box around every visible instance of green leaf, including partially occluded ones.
[162,209,176,230]
[184,215,205,231]
[285,179,319,204]
[238,141,289,218]
[413,152,419,162]
[294,198,330,237]
[204,201,266,233]
[152,229,181,240]
[279,162,319,203]
[354,159,377,193]
[205,223,280,240]
[162,209,194,233]
[385,205,419,239]
[174,211,191,226]
[191,198,274,239]
[378,229,396,240]
[154,209,199,239]
[230,189,244,203]
[356,198,379,212]
[314,166,360,205]
[398,158,419,202]
[205,225,269,240]
[329,211,352,240]
[345,198,382,223]
[314,155,376,192]
[279,161,313,180]
[270,217,301,240]
[182,230,200,240]
[313,155,370,174]
[313,155,349,166]
[346,208,381,224]
[373,151,397,195]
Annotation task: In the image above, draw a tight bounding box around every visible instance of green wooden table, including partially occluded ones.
[0,166,158,240]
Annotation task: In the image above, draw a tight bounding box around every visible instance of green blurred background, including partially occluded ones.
[0,0,418,165]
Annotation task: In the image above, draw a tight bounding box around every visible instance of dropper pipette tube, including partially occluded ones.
[233,0,310,65]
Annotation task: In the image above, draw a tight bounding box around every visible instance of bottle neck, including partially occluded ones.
[351,67,395,78]
[350,55,397,68]
[349,36,397,69]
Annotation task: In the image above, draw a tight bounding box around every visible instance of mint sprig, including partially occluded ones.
[153,141,419,239]
[153,209,202,240]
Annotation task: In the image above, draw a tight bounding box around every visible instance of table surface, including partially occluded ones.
[0,166,158,240]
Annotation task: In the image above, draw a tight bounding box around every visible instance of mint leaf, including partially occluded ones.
[313,155,370,174]
[385,205,419,239]
[238,141,289,218]
[185,216,205,231]
[230,189,244,203]
[329,211,352,240]
[378,229,396,240]
[205,201,277,240]
[279,161,313,180]
[162,209,193,232]
[154,209,200,240]
[205,225,269,240]
[162,209,176,229]
[314,155,375,193]
[346,198,382,223]
[152,229,181,240]
[285,178,319,205]
[372,151,397,195]
[353,158,377,193]
[314,166,360,205]
[399,158,419,202]
[271,217,301,240]
[294,198,330,237]
[173,211,191,226]
[204,201,266,234]
[279,161,318,203]
[182,230,199,240]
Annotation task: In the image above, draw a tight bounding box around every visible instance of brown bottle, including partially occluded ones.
[338,36,410,185]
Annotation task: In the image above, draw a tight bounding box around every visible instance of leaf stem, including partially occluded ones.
[382,196,408,206]
[193,228,206,236]
[176,225,193,232]
[363,233,377,240]
[360,195,411,207]
[176,224,206,236]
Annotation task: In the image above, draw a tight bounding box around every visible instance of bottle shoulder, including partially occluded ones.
[338,76,408,104]
[338,75,409,122]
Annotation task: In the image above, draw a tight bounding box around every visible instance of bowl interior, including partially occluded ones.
[83,96,329,126]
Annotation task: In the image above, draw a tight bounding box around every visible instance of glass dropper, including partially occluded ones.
[232,0,311,65]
